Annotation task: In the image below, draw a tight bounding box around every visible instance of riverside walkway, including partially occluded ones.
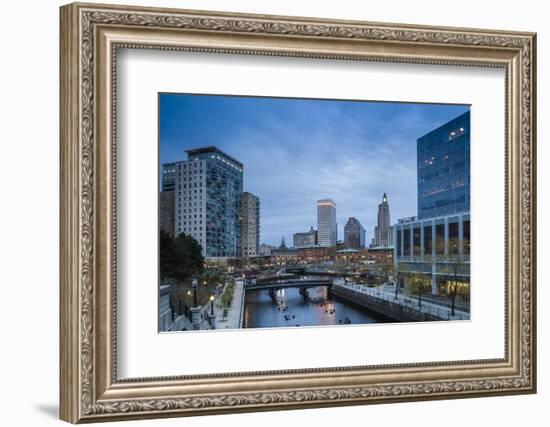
[213,279,245,329]
[334,282,470,321]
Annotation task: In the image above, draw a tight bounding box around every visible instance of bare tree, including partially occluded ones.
[445,237,465,316]
[383,261,400,300]
[394,270,400,300]
[408,273,428,309]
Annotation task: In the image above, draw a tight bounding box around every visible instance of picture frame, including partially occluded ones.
[59,2,537,423]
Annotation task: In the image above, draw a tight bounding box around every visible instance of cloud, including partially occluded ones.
[160,95,469,246]
[224,104,422,245]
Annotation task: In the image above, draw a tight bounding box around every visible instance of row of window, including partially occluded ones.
[419,162,467,182]
[178,183,204,188]
[176,171,203,177]
[419,194,468,213]
[420,182,468,197]
[418,125,469,153]
[396,220,470,257]
[178,193,203,199]
[178,219,203,225]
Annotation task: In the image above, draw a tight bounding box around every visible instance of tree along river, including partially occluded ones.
[243,286,392,329]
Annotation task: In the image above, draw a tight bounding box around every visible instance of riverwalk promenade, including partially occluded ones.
[333,282,470,322]
[213,279,245,329]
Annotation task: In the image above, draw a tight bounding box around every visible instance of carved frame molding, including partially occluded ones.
[60,2,536,423]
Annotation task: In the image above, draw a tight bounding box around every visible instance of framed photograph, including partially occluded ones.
[60,2,537,423]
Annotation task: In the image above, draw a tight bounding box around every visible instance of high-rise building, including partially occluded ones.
[240,192,260,258]
[417,110,470,219]
[393,111,471,298]
[344,217,365,249]
[162,146,243,257]
[293,226,317,248]
[160,163,177,237]
[317,199,337,247]
[372,193,393,247]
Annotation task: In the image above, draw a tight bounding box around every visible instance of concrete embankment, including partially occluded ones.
[329,284,442,322]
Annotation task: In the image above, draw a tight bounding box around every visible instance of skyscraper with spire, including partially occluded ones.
[372,193,393,248]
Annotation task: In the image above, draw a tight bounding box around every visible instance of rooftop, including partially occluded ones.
[368,246,394,251]
[418,110,470,142]
[335,248,360,253]
[317,199,336,207]
[185,146,243,167]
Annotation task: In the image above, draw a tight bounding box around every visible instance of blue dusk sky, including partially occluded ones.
[159,93,469,247]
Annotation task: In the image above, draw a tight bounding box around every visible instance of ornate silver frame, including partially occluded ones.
[60,2,537,423]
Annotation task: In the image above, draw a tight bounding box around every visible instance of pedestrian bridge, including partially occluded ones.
[250,269,366,284]
[243,278,333,291]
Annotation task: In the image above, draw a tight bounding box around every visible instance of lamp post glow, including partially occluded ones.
[210,295,215,316]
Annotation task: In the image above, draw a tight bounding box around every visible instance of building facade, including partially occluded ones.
[160,162,177,236]
[293,226,318,248]
[159,190,175,237]
[317,199,337,247]
[393,111,471,297]
[417,110,470,219]
[159,284,174,332]
[162,146,243,257]
[344,217,366,249]
[271,245,336,265]
[394,213,470,294]
[259,243,276,256]
[372,193,393,248]
[240,192,260,257]
[267,246,391,267]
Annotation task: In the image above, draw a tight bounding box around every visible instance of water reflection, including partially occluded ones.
[243,286,390,329]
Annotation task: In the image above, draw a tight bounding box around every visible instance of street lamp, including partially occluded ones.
[192,278,198,307]
[210,295,215,316]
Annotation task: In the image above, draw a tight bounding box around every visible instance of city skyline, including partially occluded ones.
[160,93,470,246]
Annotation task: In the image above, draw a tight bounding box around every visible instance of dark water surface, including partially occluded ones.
[243,286,390,329]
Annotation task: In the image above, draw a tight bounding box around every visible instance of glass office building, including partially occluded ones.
[393,110,471,299]
[344,217,366,250]
[417,110,470,220]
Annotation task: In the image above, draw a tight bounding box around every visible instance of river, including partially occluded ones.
[243,286,391,329]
